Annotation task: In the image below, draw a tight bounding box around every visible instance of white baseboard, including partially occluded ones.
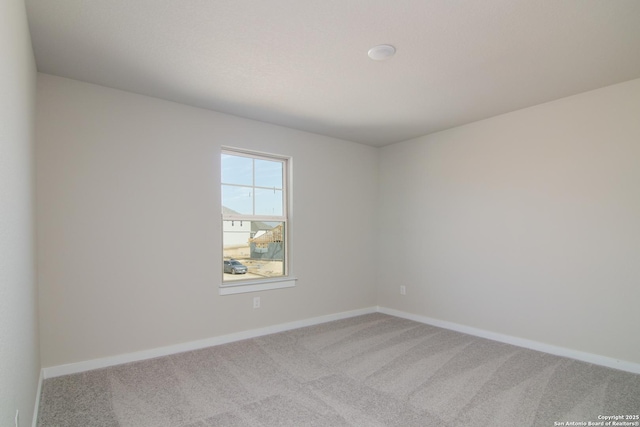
[41,305,640,380]
[42,306,377,379]
[32,368,43,427]
[377,306,640,375]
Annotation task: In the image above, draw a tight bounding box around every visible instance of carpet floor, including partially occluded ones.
[37,313,640,426]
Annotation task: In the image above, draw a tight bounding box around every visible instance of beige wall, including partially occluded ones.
[36,74,379,367]
[378,78,640,364]
[0,0,40,425]
[34,69,640,369]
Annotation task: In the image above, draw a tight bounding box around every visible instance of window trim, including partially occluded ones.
[219,277,297,295]
[220,147,294,294]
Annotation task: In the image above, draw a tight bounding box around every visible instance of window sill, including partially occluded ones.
[219,277,297,295]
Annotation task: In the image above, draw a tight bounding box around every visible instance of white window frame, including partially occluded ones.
[220,147,295,295]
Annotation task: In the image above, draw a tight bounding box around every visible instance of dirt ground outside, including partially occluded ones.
[223,246,284,282]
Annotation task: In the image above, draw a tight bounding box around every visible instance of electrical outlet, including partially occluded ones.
[253,296,261,309]
[15,409,19,427]
[400,285,406,295]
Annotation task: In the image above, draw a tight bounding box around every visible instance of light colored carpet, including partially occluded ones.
[37,313,640,426]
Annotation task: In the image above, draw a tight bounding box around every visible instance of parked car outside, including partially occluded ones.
[224,259,248,274]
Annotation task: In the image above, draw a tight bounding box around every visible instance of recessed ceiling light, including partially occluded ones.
[368,44,396,60]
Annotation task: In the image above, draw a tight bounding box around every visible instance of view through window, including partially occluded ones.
[221,150,287,283]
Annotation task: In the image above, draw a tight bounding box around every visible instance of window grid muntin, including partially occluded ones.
[221,150,286,220]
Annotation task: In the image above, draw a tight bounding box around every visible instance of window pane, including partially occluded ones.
[222,185,253,215]
[223,221,285,282]
[255,188,283,216]
[221,154,253,186]
[255,159,283,189]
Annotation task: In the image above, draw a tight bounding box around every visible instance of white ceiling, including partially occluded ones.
[26,0,640,147]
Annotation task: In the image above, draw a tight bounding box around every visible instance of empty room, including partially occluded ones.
[1,0,640,426]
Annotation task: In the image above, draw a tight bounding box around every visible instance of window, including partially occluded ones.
[220,148,293,294]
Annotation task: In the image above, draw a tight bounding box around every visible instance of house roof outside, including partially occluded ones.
[223,206,276,233]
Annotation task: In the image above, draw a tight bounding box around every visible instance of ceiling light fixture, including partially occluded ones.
[367,44,396,60]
